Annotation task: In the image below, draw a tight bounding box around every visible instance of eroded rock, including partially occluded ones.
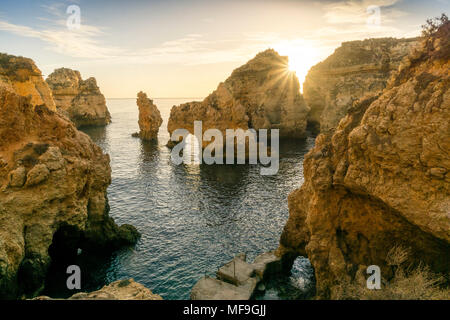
[135,91,162,140]
[0,85,139,299]
[279,23,450,298]
[35,279,162,300]
[303,37,419,132]
[46,68,111,128]
[168,49,309,142]
[0,53,56,111]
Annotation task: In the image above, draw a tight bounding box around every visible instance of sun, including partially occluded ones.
[272,41,322,91]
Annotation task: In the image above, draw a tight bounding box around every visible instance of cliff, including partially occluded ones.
[46,68,111,128]
[135,91,163,140]
[303,37,419,132]
[0,53,56,111]
[35,279,162,300]
[279,22,449,298]
[0,84,139,299]
[167,49,309,140]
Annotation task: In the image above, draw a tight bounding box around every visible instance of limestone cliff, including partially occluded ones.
[279,22,449,298]
[167,49,309,140]
[303,37,419,132]
[35,279,162,300]
[0,53,56,111]
[46,68,111,128]
[0,86,139,299]
[135,91,163,140]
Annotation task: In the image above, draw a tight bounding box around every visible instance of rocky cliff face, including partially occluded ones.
[0,85,139,299]
[135,91,162,140]
[46,68,111,128]
[0,53,56,111]
[35,279,162,300]
[279,23,449,298]
[167,49,309,140]
[303,37,419,132]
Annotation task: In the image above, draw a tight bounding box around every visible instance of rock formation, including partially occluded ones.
[0,70,139,298]
[46,68,111,128]
[278,22,450,298]
[35,279,162,300]
[134,91,163,140]
[167,49,309,142]
[303,37,419,132]
[0,53,56,111]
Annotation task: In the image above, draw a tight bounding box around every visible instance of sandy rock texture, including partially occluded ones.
[0,53,56,111]
[167,49,309,141]
[278,23,449,298]
[46,68,111,128]
[135,91,163,140]
[0,86,139,299]
[303,37,419,132]
[35,279,162,300]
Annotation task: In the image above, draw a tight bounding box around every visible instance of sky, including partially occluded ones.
[0,0,449,98]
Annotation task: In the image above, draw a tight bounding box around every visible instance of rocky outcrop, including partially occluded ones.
[168,49,309,142]
[134,91,162,140]
[35,279,162,300]
[0,53,56,111]
[278,22,450,298]
[303,37,419,132]
[191,252,282,300]
[46,68,111,128]
[0,85,139,299]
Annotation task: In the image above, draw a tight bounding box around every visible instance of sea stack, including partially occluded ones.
[135,91,163,141]
[167,49,309,141]
[46,68,111,128]
[278,23,450,298]
[303,37,419,132]
[0,55,140,299]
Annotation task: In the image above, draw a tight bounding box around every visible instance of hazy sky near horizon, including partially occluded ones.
[1,0,449,98]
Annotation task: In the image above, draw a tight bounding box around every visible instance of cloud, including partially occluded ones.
[0,19,123,58]
[323,0,406,25]
[0,0,419,70]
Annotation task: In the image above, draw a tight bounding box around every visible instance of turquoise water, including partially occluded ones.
[43,98,316,300]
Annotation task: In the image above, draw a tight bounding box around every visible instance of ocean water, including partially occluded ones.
[43,98,316,300]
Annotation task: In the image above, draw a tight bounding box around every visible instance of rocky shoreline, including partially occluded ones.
[0,18,448,300]
[0,56,140,299]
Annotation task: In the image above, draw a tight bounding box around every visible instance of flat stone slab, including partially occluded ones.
[191,251,282,300]
[191,276,258,300]
[217,256,255,285]
[252,251,282,279]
